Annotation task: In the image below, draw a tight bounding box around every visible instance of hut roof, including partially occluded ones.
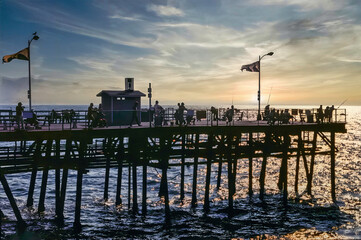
[96,90,146,97]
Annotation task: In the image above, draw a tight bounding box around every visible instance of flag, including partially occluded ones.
[2,48,29,63]
[241,61,259,72]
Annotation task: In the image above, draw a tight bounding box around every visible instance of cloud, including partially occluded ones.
[109,15,143,21]
[0,77,28,104]
[147,4,184,17]
[246,0,347,11]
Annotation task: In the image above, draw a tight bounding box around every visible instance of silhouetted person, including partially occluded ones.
[211,106,218,121]
[130,101,141,127]
[264,105,270,121]
[88,103,94,127]
[15,102,24,130]
[154,100,164,127]
[317,105,324,123]
[226,105,234,126]
[178,102,187,126]
[329,105,335,122]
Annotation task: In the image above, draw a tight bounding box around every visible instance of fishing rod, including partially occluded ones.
[337,98,349,109]
[267,86,273,105]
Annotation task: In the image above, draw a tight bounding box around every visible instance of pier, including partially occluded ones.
[0,109,347,230]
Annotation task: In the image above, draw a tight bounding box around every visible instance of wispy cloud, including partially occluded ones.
[109,15,143,21]
[147,4,184,17]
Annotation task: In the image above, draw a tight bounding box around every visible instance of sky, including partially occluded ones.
[0,0,360,106]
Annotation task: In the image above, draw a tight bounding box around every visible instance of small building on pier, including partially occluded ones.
[97,78,146,125]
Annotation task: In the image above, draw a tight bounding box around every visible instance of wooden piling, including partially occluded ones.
[330,131,336,202]
[59,139,71,221]
[116,138,124,206]
[55,139,61,218]
[104,138,112,201]
[204,133,213,212]
[38,140,52,213]
[180,134,186,201]
[131,136,139,214]
[191,133,200,208]
[217,135,224,189]
[73,140,87,230]
[248,132,253,197]
[282,134,289,204]
[0,172,26,226]
[260,133,269,201]
[294,132,301,194]
[307,131,318,195]
[160,136,171,225]
[227,134,234,215]
[128,156,131,209]
[27,140,42,207]
[142,137,148,215]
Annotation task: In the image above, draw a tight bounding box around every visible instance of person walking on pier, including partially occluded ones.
[225,105,234,126]
[178,102,187,126]
[129,101,141,127]
[15,102,24,130]
[316,105,324,124]
[87,103,95,127]
[154,100,164,127]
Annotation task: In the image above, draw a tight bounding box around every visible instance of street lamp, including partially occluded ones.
[28,32,39,110]
[257,52,274,120]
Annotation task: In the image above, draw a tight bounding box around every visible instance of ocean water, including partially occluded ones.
[0,105,360,239]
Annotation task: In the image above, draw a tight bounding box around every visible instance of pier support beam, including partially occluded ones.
[191,134,200,208]
[331,131,336,202]
[130,136,139,214]
[142,137,149,215]
[38,140,53,213]
[294,132,301,194]
[248,132,253,197]
[180,134,186,201]
[160,137,171,225]
[204,133,213,212]
[260,133,270,201]
[58,139,71,222]
[0,172,26,227]
[227,134,234,215]
[103,139,111,201]
[116,138,124,206]
[27,140,42,207]
[217,135,224,189]
[307,131,318,195]
[55,140,61,218]
[74,140,86,230]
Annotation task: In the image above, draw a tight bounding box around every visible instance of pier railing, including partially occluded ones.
[0,107,346,131]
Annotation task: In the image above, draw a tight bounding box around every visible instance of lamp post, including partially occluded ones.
[28,32,39,110]
[257,52,273,120]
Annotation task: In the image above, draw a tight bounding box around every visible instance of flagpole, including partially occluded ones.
[27,32,39,111]
[258,55,261,121]
[28,39,32,111]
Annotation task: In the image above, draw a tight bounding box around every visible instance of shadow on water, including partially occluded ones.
[0,195,353,240]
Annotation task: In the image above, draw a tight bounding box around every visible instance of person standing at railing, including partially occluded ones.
[15,102,24,130]
[329,105,335,122]
[178,102,187,126]
[225,105,234,126]
[129,101,141,127]
[87,103,94,127]
[154,100,164,127]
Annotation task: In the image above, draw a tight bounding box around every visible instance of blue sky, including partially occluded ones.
[1,0,361,106]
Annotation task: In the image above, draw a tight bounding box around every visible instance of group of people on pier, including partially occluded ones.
[316,105,335,123]
[87,103,107,128]
[264,105,293,125]
[11,100,338,131]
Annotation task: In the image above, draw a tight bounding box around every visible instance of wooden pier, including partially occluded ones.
[0,120,346,229]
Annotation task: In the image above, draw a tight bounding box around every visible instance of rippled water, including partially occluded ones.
[0,105,360,239]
